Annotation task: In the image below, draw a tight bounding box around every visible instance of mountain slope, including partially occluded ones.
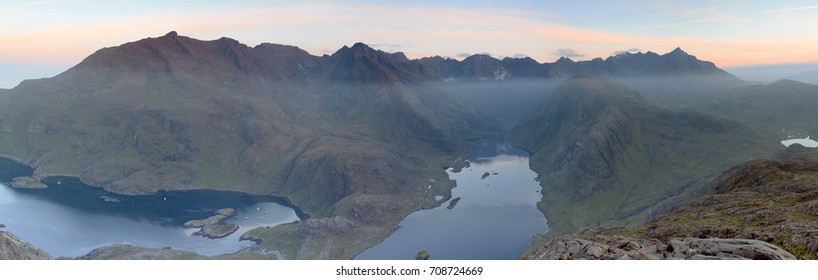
[786,69,818,85]
[0,32,758,259]
[0,231,53,260]
[511,76,779,238]
[667,79,818,138]
[524,144,818,260]
[0,32,490,259]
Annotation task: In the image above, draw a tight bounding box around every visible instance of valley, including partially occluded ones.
[1,32,817,260]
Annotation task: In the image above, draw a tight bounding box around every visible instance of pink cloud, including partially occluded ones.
[0,3,816,69]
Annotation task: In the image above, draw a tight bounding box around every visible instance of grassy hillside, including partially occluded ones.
[661,79,818,138]
[511,76,781,240]
[524,144,818,260]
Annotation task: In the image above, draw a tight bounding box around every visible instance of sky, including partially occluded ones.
[2,0,818,88]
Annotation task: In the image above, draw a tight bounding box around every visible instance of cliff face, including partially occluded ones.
[523,144,818,260]
[0,231,52,260]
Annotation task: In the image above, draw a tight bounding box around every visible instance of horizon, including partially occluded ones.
[2,1,818,88]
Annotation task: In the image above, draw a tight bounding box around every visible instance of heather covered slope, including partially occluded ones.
[511,76,780,238]
[523,144,818,260]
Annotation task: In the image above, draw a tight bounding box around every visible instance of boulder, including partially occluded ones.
[667,238,796,260]
[524,233,795,260]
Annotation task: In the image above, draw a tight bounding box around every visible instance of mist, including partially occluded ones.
[726,62,818,84]
[429,79,562,130]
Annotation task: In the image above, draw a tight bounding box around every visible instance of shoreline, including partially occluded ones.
[0,154,311,220]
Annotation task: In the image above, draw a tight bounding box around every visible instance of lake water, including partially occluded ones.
[781,137,818,148]
[0,158,300,258]
[356,135,548,260]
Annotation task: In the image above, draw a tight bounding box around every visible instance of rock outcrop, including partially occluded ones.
[645,144,818,259]
[524,230,794,260]
[184,208,239,239]
[9,176,47,189]
[0,231,52,260]
[77,245,205,260]
[524,144,818,260]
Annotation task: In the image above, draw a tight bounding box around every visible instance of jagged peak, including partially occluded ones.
[502,56,537,63]
[330,42,383,58]
[351,42,371,49]
[666,47,689,57]
[252,43,312,59]
[463,53,495,60]
[461,54,501,66]
[390,51,409,62]
[556,57,574,63]
[216,36,241,45]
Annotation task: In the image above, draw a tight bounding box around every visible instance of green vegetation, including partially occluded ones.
[4,33,816,260]
[0,34,494,259]
[643,146,818,259]
[660,79,818,138]
[416,250,430,260]
[511,76,782,241]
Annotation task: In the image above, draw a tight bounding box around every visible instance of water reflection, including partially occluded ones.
[356,135,548,260]
[0,158,300,258]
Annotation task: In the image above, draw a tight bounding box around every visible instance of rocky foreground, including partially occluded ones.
[524,144,818,260]
[524,228,794,260]
[0,231,52,260]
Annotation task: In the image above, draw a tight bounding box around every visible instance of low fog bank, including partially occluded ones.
[613,74,746,96]
[425,74,746,130]
[727,62,818,84]
[430,79,561,130]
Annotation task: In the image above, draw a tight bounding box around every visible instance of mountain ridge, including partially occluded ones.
[0,32,495,259]
[11,32,743,91]
[511,76,779,238]
[0,32,765,259]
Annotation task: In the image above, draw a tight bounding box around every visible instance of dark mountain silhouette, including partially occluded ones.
[406,46,744,90]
